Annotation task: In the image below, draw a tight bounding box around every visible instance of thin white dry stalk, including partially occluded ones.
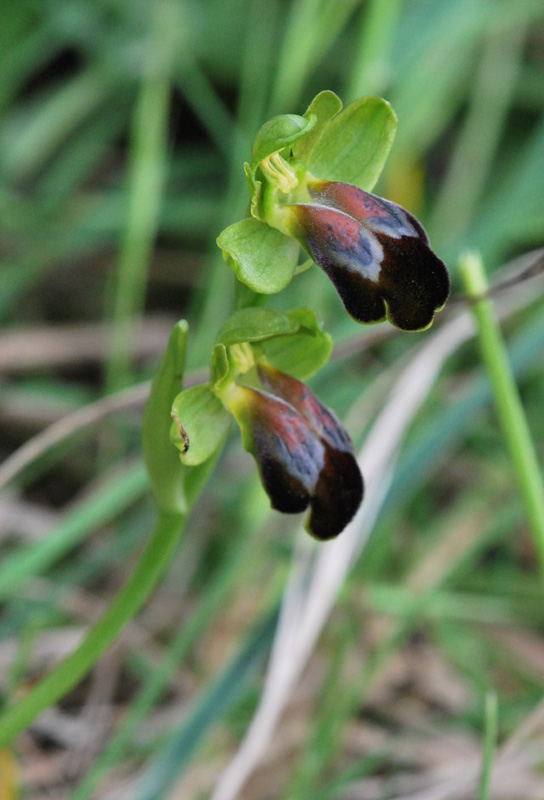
[0,382,149,492]
[0,369,208,495]
[344,746,544,800]
[210,258,544,800]
[0,316,176,373]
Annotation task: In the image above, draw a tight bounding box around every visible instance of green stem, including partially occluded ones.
[189,0,278,366]
[460,252,544,579]
[0,510,184,747]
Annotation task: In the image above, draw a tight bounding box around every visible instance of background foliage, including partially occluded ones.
[1,0,544,797]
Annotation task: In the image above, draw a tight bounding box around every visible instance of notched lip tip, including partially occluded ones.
[304,519,340,542]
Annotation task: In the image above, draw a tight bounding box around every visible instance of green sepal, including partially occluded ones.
[216,307,299,348]
[216,306,332,381]
[142,320,188,515]
[307,96,397,191]
[260,308,333,380]
[250,113,316,173]
[217,218,299,294]
[171,384,231,467]
[293,90,343,164]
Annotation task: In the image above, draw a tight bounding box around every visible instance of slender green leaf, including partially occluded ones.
[0,463,149,606]
[132,609,278,800]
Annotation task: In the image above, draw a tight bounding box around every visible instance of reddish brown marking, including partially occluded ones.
[171,413,190,453]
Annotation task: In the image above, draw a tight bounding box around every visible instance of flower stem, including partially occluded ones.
[0,510,185,747]
[459,252,544,578]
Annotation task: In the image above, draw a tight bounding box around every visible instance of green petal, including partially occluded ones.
[244,162,263,219]
[171,384,231,467]
[210,343,230,391]
[250,113,316,172]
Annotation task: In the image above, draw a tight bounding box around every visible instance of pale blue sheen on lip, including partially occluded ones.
[319,227,383,282]
[250,390,324,490]
[363,211,417,239]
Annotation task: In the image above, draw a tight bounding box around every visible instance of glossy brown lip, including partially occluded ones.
[286,181,450,332]
[230,363,364,540]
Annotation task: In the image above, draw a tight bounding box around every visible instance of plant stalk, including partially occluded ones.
[460,252,544,579]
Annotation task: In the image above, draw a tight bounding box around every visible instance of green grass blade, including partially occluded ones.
[104,0,179,394]
[479,692,499,800]
[0,509,185,748]
[0,462,148,604]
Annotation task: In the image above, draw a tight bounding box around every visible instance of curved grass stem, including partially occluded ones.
[460,252,544,579]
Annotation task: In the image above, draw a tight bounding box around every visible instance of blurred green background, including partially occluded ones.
[1,1,544,798]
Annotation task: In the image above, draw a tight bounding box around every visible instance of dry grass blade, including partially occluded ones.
[0,382,150,492]
[0,316,176,374]
[0,368,208,493]
[342,747,544,800]
[374,700,544,800]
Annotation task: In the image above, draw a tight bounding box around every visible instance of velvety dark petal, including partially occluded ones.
[318,256,388,324]
[286,203,387,324]
[229,385,323,513]
[375,231,451,330]
[306,447,364,541]
[256,362,353,453]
